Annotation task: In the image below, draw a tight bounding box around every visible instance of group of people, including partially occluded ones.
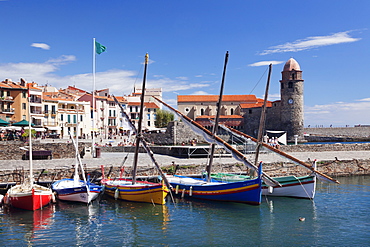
[263,135,280,149]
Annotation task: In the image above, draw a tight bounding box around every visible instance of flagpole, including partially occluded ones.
[92,38,96,157]
[28,83,33,186]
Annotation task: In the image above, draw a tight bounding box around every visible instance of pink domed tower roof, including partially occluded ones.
[283,58,301,71]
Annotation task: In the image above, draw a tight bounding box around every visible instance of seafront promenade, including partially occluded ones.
[1,138,370,180]
[1,148,370,170]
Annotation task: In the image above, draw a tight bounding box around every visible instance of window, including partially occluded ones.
[22,92,26,98]
[73,115,77,123]
[147,114,150,120]
[185,108,190,112]
[249,109,252,114]
[44,105,48,113]
[67,115,71,123]
[288,82,293,88]
[22,103,26,110]
[52,105,56,114]
[230,108,234,115]
[200,109,204,115]
[80,115,83,121]
[130,106,133,112]
[23,115,26,120]
[281,83,284,89]
[147,121,150,126]
[7,91,10,96]
[148,108,151,112]
[61,114,64,121]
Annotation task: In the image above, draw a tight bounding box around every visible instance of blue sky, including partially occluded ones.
[1,0,369,127]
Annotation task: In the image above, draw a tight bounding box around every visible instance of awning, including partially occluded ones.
[33,127,46,132]
[46,126,61,131]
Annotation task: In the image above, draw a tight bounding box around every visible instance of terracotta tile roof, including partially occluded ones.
[114,96,127,103]
[145,102,159,108]
[27,82,42,91]
[66,86,87,93]
[0,80,27,89]
[196,115,243,119]
[127,102,159,108]
[240,101,272,109]
[178,94,258,103]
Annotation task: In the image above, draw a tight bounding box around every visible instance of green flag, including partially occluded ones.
[95,41,106,54]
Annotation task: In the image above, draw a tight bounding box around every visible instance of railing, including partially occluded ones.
[0,108,15,113]
[30,98,42,103]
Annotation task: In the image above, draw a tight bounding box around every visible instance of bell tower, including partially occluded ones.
[280,58,304,142]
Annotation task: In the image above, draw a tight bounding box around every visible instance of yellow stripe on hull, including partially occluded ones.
[104,183,169,205]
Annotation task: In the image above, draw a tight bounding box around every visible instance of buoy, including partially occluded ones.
[114,188,119,200]
[51,192,57,203]
[4,193,9,205]
[175,185,179,194]
[181,188,185,198]
[268,186,274,194]
[189,186,193,196]
[299,217,305,221]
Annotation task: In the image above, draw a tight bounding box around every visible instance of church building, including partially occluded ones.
[177,58,304,142]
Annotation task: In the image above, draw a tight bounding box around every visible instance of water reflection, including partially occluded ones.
[1,204,55,245]
[55,200,102,246]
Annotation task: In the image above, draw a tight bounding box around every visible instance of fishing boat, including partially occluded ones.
[4,85,53,210]
[167,164,262,205]
[211,172,316,199]
[52,107,102,204]
[101,53,169,205]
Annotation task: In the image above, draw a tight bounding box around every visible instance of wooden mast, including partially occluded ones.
[252,64,272,176]
[112,95,174,192]
[132,53,149,184]
[206,51,229,182]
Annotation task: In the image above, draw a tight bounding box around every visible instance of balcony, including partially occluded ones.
[0,96,14,102]
[0,108,15,114]
[30,110,42,114]
[30,98,41,104]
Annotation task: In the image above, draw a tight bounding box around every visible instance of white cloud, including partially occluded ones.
[260,31,361,55]
[47,55,76,65]
[0,56,211,96]
[176,76,188,80]
[249,61,284,67]
[191,91,210,95]
[31,43,50,50]
[305,99,370,126]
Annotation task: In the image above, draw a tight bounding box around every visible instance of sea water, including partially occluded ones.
[1,176,369,246]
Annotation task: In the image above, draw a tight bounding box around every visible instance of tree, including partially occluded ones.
[155,109,174,128]
[22,129,36,138]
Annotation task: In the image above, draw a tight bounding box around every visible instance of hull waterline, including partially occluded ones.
[102,178,169,205]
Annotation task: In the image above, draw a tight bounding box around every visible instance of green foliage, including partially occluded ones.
[154,109,174,128]
[22,129,36,138]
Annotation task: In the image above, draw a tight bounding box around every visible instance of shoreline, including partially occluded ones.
[0,150,369,183]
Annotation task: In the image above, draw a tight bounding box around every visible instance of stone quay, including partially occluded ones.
[0,140,369,186]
